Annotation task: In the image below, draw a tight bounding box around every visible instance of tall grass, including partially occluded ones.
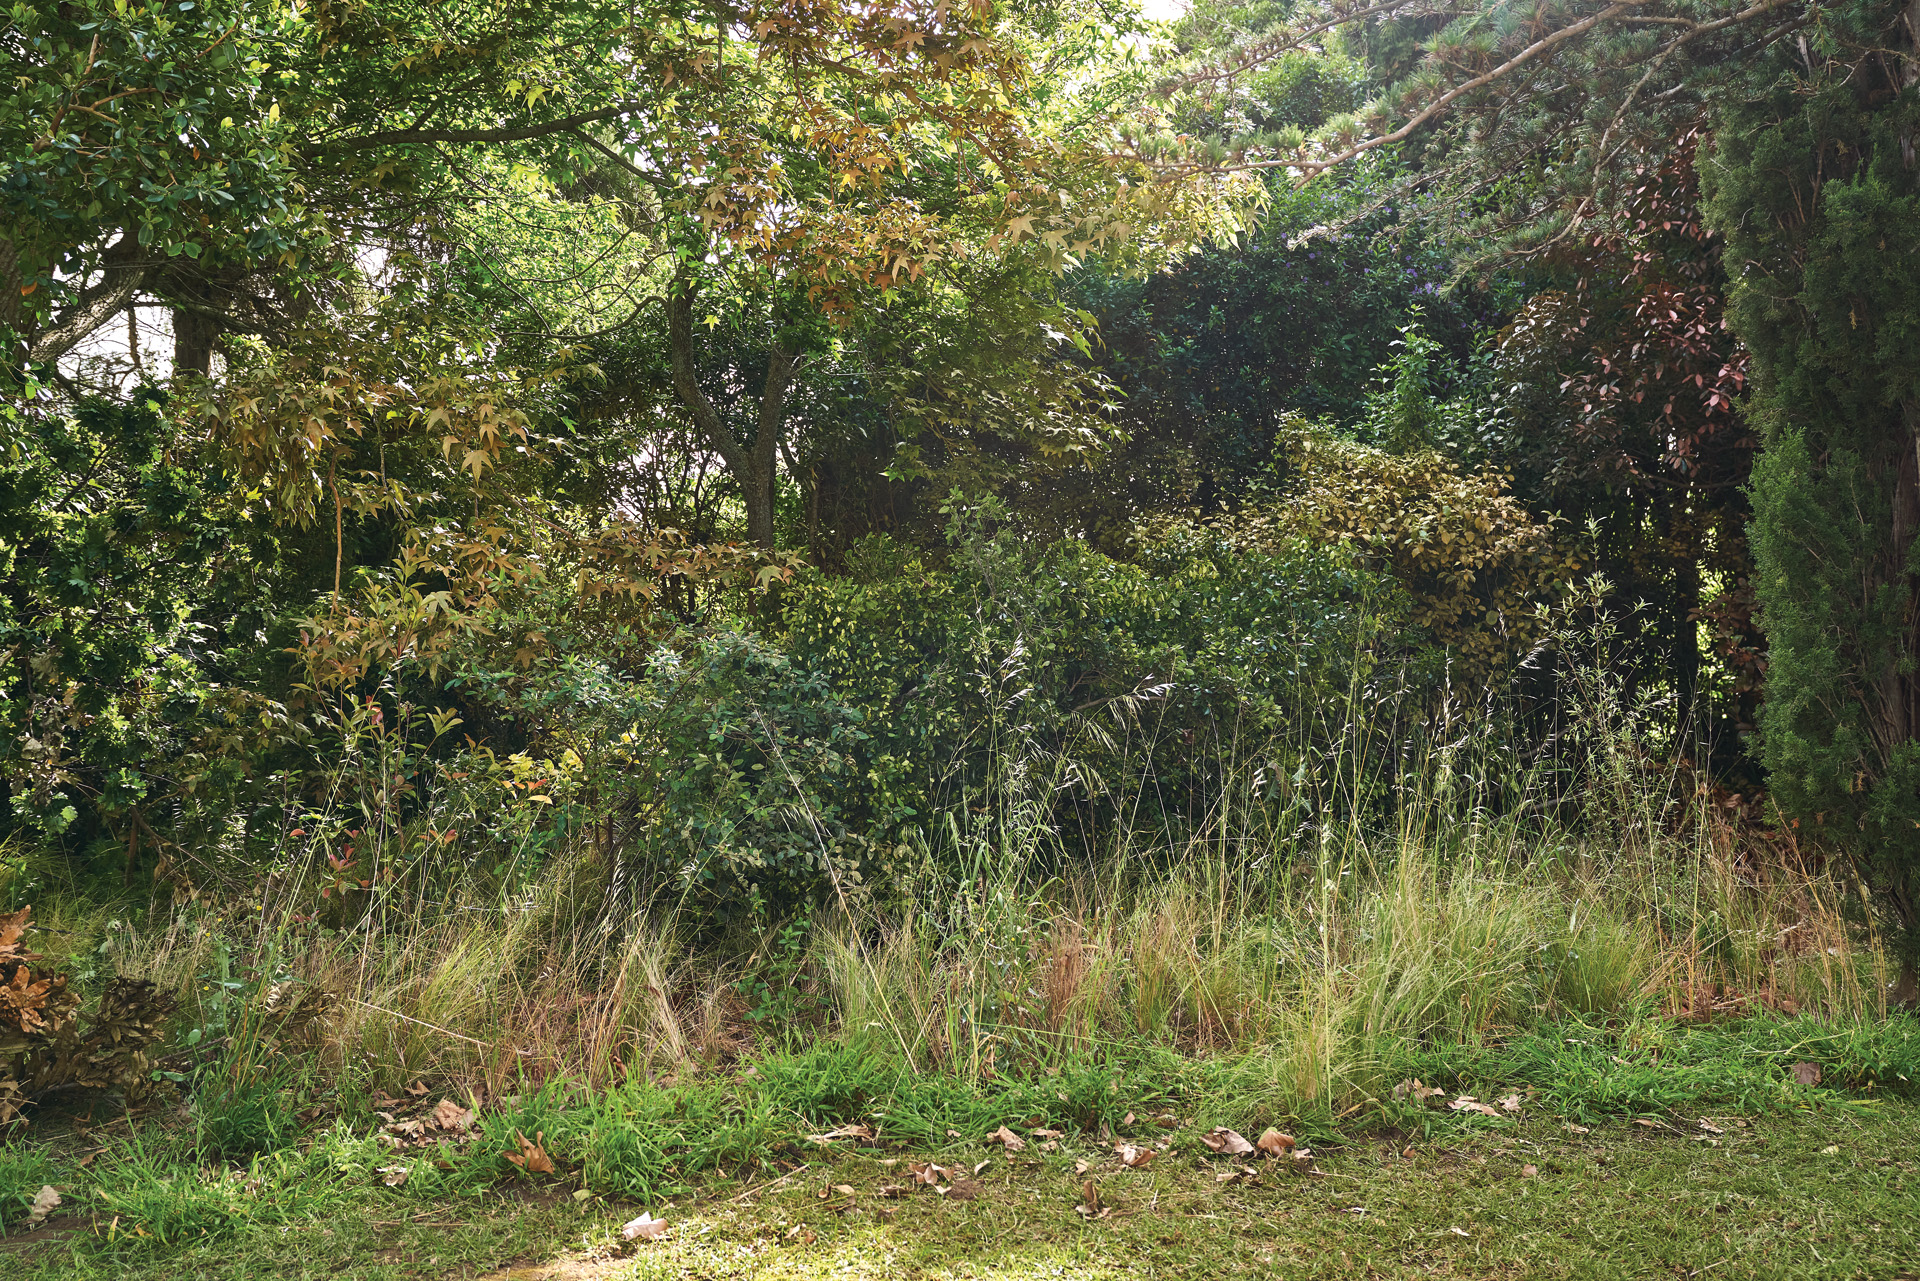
[6,613,1897,1130]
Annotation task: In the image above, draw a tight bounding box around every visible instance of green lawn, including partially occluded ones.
[7,1104,1916,1280]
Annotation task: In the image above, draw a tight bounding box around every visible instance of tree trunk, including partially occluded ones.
[665,275,797,549]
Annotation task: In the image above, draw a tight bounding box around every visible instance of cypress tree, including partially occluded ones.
[1702,2,1920,994]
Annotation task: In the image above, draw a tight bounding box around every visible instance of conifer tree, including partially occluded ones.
[1703,3,1920,990]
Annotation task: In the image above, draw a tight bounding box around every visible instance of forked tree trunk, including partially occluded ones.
[665,278,798,549]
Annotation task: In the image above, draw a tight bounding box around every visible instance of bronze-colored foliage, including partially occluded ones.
[1218,419,1575,681]
[1,907,176,1124]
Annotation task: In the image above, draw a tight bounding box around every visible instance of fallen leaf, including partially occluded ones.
[1449,1097,1503,1118]
[989,1125,1026,1153]
[1283,1147,1316,1176]
[379,1164,410,1187]
[907,1160,947,1186]
[806,1123,875,1145]
[1073,1158,1091,1175]
[1074,1179,1108,1219]
[24,1185,60,1228]
[1120,1112,1135,1126]
[431,1099,474,1132]
[1115,1143,1154,1168]
[1790,1061,1822,1087]
[832,1183,856,1198]
[404,1080,429,1097]
[1200,1127,1255,1156]
[1029,1127,1064,1139]
[938,1176,982,1200]
[878,1183,908,1198]
[573,1188,593,1202]
[1697,1119,1725,1135]
[1255,1129,1295,1156]
[1520,1164,1538,1178]
[972,1159,991,1176]
[1563,1123,1591,1135]
[504,1129,556,1174]
[1633,1118,1659,1129]
[1394,1078,1448,1107]
[1446,1225,1470,1237]
[622,1212,668,1241]
[1820,1144,1840,1155]
[1496,1094,1523,1113]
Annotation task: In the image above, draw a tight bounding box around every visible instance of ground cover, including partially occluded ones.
[3,1101,1914,1280]
[3,1018,1917,1280]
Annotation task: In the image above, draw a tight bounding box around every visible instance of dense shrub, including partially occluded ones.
[781,505,1412,862]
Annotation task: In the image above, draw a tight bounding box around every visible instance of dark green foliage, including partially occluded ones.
[1058,176,1483,544]
[0,392,302,864]
[609,631,907,920]
[780,508,1410,868]
[1703,34,1920,968]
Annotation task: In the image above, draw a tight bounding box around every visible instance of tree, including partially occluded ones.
[1494,130,1760,747]
[1702,4,1920,988]
[1,1,307,376]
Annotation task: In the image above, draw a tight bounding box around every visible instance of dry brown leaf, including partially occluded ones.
[1697,1119,1726,1135]
[1790,1061,1822,1087]
[1200,1127,1255,1155]
[504,1129,556,1174]
[1449,1098,1503,1118]
[878,1183,908,1198]
[783,1223,816,1245]
[938,1176,982,1200]
[1393,1078,1448,1107]
[1114,1144,1154,1169]
[24,1185,60,1228]
[1496,1094,1523,1113]
[1255,1128,1295,1156]
[1283,1147,1316,1176]
[1563,1123,1591,1135]
[1520,1164,1538,1178]
[378,1164,410,1187]
[622,1212,668,1242]
[806,1122,875,1145]
[1029,1127,1064,1139]
[1074,1179,1108,1219]
[906,1160,947,1186]
[404,1080,429,1097]
[989,1124,1026,1153]
[1632,1118,1659,1128]
[431,1098,474,1132]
